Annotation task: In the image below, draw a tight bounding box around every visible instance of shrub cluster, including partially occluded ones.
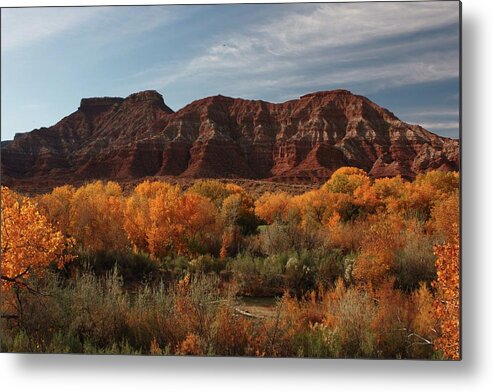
[1,168,460,358]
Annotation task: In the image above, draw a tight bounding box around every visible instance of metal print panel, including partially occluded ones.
[0,1,461,359]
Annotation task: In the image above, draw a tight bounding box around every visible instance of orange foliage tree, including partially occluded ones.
[124,181,221,258]
[369,176,406,213]
[352,213,404,286]
[1,187,73,288]
[430,191,460,242]
[432,227,460,360]
[69,181,127,251]
[173,193,221,256]
[124,181,182,256]
[400,171,459,219]
[255,192,293,224]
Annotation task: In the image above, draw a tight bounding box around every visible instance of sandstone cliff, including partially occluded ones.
[1,89,459,188]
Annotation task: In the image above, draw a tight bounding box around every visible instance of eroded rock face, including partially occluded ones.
[1,89,459,188]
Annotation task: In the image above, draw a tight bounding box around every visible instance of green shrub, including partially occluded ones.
[71,249,159,284]
[229,253,285,296]
[393,231,436,291]
[294,327,333,358]
[285,251,316,295]
[188,254,225,275]
[313,249,346,287]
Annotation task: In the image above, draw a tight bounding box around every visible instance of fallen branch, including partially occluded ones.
[234,307,263,319]
[407,332,433,346]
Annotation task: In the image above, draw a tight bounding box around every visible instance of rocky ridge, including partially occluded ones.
[1,89,459,188]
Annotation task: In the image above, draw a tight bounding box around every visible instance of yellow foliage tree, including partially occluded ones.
[144,183,183,257]
[124,181,181,253]
[187,179,233,209]
[292,189,329,226]
[415,170,459,196]
[291,189,352,229]
[37,184,76,235]
[324,166,372,195]
[399,171,459,218]
[255,192,293,224]
[1,187,73,288]
[69,181,127,251]
[370,176,406,213]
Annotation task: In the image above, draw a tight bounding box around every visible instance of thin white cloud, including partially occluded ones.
[402,109,459,117]
[399,108,459,133]
[1,7,103,50]
[419,121,460,130]
[1,6,180,51]
[139,2,459,96]
[249,2,458,57]
[147,50,458,101]
[236,52,459,92]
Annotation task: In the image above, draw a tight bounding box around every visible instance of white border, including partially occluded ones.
[1,0,492,391]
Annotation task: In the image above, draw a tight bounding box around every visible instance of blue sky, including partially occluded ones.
[1,1,460,141]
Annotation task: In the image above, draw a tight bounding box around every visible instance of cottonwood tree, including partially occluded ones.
[37,184,76,235]
[69,181,127,251]
[324,167,371,196]
[1,187,73,291]
[255,192,293,224]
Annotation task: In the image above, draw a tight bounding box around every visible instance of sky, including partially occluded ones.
[1,1,460,141]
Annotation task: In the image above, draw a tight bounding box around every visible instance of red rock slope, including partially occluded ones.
[1,89,459,187]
